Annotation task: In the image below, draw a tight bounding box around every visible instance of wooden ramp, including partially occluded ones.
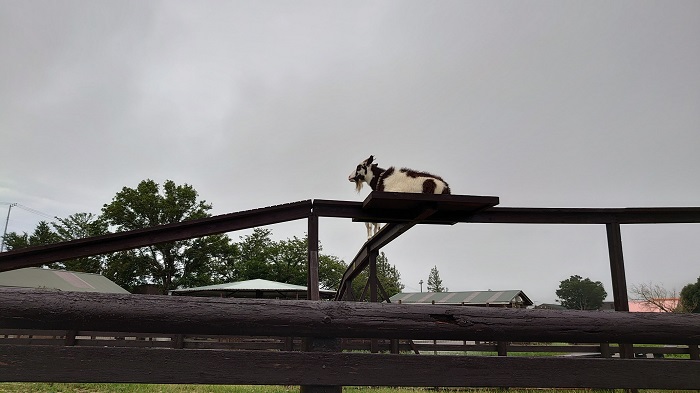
[337,192,499,301]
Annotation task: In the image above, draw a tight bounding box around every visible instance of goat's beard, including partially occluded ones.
[354,180,364,193]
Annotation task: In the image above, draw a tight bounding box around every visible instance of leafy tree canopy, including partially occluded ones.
[3,221,58,251]
[556,275,608,310]
[680,277,700,313]
[100,179,234,293]
[218,228,347,291]
[351,251,405,300]
[3,213,108,273]
[4,179,366,296]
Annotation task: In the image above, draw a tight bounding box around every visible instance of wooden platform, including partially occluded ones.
[355,192,499,225]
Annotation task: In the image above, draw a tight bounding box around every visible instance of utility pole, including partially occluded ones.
[1,203,17,252]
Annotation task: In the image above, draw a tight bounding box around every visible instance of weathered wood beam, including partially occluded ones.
[312,199,700,224]
[335,208,438,300]
[307,213,320,301]
[0,345,697,389]
[3,198,698,273]
[0,200,313,272]
[1,289,699,344]
[606,223,630,312]
[453,206,700,224]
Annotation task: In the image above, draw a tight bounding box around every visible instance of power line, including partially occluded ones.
[0,202,58,220]
[15,204,58,220]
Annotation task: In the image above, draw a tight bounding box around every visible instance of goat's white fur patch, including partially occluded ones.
[382,170,449,194]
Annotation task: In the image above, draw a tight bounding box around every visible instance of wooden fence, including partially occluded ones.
[2,330,696,358]
[1,193,700,389]
[0,289,699,389]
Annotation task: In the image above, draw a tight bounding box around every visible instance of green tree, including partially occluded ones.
[680,277,700,313]
[3,221,59,251]
[351,252,405,300]
[101,179,236,293]
[234,228,278,281]
[318,253,347,291]
[223,228,348,291]
[427,265,446,292]
[4,213,109,273]
[556,275,608,310]
[50,213,109,272]
[102,250,151,292]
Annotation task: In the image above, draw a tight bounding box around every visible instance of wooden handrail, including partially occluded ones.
[1,289,698,345]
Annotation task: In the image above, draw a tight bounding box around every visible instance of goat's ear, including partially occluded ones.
[366,155,374,165]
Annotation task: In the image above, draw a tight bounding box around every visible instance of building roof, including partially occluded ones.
[170,278,336,299]
[0,267,129,294]
[390,290,533,307]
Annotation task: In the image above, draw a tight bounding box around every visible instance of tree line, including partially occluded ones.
[556,274,700,313]
[3,179,404,296]
[6,180,698,310]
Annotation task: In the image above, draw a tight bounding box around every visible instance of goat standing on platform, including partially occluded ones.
[348,155,451,237]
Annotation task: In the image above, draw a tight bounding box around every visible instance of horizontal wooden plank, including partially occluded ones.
[2,199,699,273]
[362,192,499,213]
[0,345,697,389]
[1,289,699,344]
[469,207,700,224]
[312,199,700,224]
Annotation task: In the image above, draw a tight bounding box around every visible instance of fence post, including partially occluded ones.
[497,341,508,357]
[307,213,320,301]
[64,330,77,346]
[369,249,379,353]
[300,337,342,393]
[172,334,184,349]
[606,222,635,360]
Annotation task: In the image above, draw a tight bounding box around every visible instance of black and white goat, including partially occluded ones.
[348,155,451,237]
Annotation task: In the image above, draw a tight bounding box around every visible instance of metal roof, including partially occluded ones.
[390,290,533,307]
[0,267,129,294]
[170,278,336,299]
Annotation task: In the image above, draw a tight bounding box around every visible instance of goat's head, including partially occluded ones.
[348,155,375,192]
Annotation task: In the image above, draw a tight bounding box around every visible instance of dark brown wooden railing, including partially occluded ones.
[1,193,700,390]
[0,289,698,389]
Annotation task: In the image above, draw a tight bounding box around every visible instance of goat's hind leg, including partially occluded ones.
[365,222,382,239]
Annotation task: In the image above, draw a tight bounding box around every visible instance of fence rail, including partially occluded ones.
[1,289,699,344]
[0,289,699,389]
[2,195,700,389]
[2,330,696,358]
[2,344,698,389]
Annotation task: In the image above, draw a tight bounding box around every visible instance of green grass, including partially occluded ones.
[0,385,695,393]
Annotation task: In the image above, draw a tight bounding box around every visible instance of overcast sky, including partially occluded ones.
[1,1,699,304]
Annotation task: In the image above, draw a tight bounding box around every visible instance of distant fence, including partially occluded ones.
[2,330,697,358]
[0,289,699,389]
